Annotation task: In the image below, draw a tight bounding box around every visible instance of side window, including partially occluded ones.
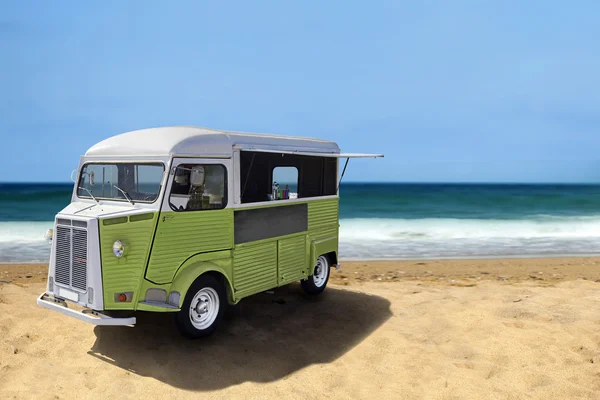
[271,166,298,200]
[168,164,227,211]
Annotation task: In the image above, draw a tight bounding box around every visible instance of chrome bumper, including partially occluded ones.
[37,293,136,326]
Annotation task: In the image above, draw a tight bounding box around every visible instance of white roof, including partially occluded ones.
[85,126,342,158]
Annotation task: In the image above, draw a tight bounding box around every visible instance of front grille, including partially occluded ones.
[54,219,88,292]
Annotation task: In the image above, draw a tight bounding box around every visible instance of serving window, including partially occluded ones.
[240,151,337,204]
[168,164,227,211]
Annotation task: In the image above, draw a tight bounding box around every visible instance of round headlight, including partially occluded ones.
[113,240,125,258]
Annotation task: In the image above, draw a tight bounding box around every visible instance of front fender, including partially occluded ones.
[170,250,235,306]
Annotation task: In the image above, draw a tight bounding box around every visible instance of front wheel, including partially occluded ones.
[175,275,225,338]
[301,255,330,295]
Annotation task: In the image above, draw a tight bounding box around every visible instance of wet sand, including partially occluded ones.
[2,258,600,399]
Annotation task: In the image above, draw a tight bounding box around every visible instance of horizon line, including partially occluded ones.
[1,181,600,185]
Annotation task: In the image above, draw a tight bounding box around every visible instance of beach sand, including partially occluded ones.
[2,258,600,399]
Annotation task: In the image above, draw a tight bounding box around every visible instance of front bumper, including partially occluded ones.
[37,293,136,326]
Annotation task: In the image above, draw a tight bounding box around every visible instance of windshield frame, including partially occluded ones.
[76,161,166,204]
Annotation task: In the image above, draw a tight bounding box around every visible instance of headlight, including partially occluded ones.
[113,240,125,258]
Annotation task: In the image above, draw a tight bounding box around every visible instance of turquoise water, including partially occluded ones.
[1,182,599,262]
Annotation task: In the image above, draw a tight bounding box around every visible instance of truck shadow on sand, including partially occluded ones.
[88,284,392,391]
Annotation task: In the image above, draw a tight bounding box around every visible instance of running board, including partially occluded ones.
[137,301,180,312]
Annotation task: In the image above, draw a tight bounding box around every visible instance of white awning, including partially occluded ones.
[337,153,384,158]
[238,147,384,158]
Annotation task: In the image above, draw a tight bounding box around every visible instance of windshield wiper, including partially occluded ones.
[78,187,99,203]
[113,185,134,205]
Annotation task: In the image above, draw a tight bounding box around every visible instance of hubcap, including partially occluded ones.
[189,287,220,330]
[313,256,328,288]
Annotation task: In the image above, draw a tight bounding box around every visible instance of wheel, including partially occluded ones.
[175,275,225,338]
[301,255,330,295]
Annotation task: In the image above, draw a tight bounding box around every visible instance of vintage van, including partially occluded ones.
[37,127,382,338]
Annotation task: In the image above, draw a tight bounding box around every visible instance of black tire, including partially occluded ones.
[175,274,225,339]
[301,255,331,295]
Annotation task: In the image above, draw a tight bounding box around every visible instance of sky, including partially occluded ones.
[1,1,599,183]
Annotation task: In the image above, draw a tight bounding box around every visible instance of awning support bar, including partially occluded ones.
[337,158,350,193]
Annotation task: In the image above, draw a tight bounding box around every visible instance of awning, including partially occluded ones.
[336,153,384,158]
[238,148,384,158]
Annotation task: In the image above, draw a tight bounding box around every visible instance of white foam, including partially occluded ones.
[0,222,53,262]
[337,217,600,259]
[0,222,54,243]
[339,216,600,241]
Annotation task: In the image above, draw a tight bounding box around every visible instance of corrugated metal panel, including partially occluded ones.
[227,199,338,298]
[53,220,88,293]
[100,213,158,309]
[54,226,71,287]
[307,198,339,265]
[146,209,234,283]
[308,198,339,231]
[71,229,88,291]
[309,227,339,242]
[233,242,277,298]
[278,235,307,284]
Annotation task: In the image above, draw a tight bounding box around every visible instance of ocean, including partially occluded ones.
[1,183,599,263]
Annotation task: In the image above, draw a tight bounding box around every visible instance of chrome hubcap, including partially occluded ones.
[189,287,219,330]
[313,256,328,288]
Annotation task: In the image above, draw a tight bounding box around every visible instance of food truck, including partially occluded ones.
[37,127,383,338]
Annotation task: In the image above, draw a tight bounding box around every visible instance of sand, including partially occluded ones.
[2,258,600,399]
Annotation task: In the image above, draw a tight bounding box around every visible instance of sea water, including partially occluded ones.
[1,182,599,262]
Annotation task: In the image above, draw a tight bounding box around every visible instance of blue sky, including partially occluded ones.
[1,1,599,183]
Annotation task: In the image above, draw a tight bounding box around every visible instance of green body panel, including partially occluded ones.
[146,209,234,284]
[277,234,309,285]
[310,236,339,268]
[99,213,158,310]
[307,198,339,268]
[233,241,278,298]
[97,198,338,310]
[133,252,234,311]
[170,257,235,305]
[229,198,339,298]
[308,198,339,231]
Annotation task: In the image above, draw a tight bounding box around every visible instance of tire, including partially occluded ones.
[175,275,225,339]
[301,255,330,295]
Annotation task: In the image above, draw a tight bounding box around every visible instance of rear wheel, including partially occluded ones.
[175,275,225,338]
[301,255,330,295]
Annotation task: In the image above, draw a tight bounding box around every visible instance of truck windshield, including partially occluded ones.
[77,163,164,203]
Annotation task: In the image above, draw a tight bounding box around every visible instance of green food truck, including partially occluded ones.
[37,127,383,338]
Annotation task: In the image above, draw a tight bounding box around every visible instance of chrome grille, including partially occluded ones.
[72,229,87,291]
[54,219,88,292]
[55,226,71,286]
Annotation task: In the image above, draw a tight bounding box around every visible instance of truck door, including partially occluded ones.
[145,158,233,284]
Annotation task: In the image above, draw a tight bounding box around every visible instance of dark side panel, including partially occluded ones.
[234,204,308,244]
